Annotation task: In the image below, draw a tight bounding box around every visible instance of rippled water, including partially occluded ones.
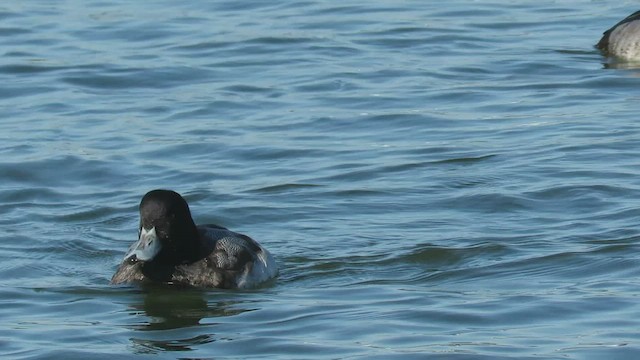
[2,1,640,359]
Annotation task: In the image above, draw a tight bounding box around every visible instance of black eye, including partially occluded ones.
[128,255,138,264]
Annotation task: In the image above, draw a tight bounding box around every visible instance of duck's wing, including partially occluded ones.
[204,227,262,271]
[172,226,271,288]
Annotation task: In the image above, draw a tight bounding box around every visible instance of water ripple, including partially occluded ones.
[1,1,640,359]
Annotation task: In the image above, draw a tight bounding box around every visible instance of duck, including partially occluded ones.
[111,189,278,289]
[597,10,640,60]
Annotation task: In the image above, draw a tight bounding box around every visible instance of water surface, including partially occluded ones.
[2,1,640,359]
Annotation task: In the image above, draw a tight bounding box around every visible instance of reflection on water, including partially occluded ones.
[131,334,215,354]
[602,59,640,70]
[126,285,253,354]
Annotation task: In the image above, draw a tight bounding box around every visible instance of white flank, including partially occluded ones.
[236,247,278,289]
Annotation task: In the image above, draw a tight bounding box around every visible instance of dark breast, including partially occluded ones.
[111,260,145,284]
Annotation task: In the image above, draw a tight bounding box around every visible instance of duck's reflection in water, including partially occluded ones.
[127,285,254,354]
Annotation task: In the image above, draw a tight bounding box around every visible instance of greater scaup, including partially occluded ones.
[597,10,640,60]
[111,189,278,288]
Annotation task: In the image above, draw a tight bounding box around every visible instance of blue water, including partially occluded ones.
[2,1,640,359]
